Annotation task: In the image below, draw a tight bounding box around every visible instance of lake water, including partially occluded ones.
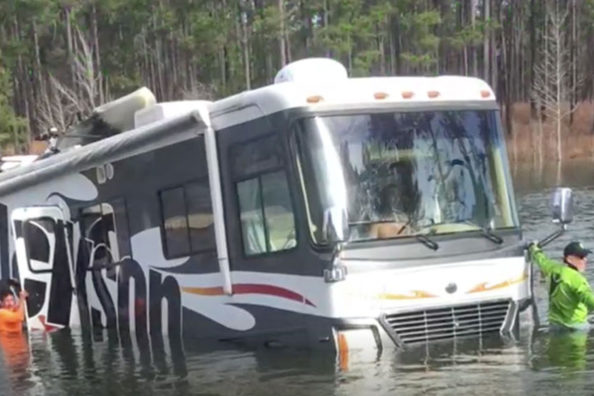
[2,160,594,396]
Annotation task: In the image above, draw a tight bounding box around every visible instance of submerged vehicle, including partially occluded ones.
[0,58,547,356]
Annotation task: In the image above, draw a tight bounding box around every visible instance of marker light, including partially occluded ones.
[306,95,324,103]
[480,90,491,98]
[374,92,389,100]
[427,90,440,98]
[401,91,414,99]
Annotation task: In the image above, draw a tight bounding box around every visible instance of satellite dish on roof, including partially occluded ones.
[274,58,348,84]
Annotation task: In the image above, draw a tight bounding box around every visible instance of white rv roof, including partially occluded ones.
[130,59,497,131]
[208,60,496,129]
[135,100,212,128]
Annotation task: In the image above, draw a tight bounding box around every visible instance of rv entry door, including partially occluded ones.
[11,206,78,332]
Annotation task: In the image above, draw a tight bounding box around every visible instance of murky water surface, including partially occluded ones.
[3,159,594,396]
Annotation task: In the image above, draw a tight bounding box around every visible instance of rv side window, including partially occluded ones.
[231,134,284,177]
[159,180,216,258]
[160,187,190,257]
[24,219,53,264]
[185,181,216,252]
[80,202,125,263]
[237,170,296,256]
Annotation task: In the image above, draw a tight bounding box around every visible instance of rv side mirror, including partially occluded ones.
[551,187,573,225]
[322,206,350,244]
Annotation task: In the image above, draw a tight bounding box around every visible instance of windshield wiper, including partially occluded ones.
[463,220,503,245]
[416,233,439,250]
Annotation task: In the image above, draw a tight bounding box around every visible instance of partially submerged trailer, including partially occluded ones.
[0,58,530,354]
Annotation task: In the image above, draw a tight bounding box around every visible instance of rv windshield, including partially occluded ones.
[294,110,518,244]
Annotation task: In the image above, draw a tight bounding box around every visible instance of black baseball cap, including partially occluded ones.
[563,241,592,258]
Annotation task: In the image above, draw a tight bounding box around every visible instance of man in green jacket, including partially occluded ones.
[530,241,594,330]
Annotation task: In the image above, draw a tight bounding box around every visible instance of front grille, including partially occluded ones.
[382,300,510,345]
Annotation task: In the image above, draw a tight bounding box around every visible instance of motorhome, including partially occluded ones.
[0,58,531,355]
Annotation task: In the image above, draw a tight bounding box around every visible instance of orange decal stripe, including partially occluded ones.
[181,286,225,296]
[378,290,437,300]
[467,272,528,294]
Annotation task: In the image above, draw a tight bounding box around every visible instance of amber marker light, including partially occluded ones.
[480,90,491,98]
[401,91,414,99]
[427,90,440,98]
[306,95,324,103]
[374,92,389,100]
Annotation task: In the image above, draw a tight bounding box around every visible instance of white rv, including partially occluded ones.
[0,58,531,356]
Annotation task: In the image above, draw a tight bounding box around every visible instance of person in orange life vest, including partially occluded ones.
[0,288,28,334]
[0,287,30,382]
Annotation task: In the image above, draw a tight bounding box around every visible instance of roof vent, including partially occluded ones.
[274,58,348,85]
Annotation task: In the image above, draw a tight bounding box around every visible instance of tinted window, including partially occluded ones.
[231,134,284,179]
[186,181,216,252]
[237,178,266,255]
[296,111,518,244]
[159,179,216,258]
[237,171,296,256]
[160,186,191,257]
[262,172,296,252]
[80,202,128,262]
[24,220,53,263]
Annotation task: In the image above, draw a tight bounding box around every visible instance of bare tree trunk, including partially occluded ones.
[240,0,251,90]
[278,0,287,67]
[266,50,273,83]
[570,0,577,124]
[537,98,544,167]
[389,18,396,75]
[483,0,490,81]
[285,14,292,62]
[463,46,468,75]
[394,16,402,74]
[90,2,104,104]
[500,15,512,140]
[14,17,34,137]
[555,21,563,163]
[490,0,497,95]
[32,18,45,131]
[470,0,478,76]
[64,6,75,88]
[219,47,227,91]
[323,0,330,57]
[347,34,352,74]
[529,0,536,105]
[379,19,386,75]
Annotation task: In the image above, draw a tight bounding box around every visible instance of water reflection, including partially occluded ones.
[511,158,594,195]
[1,320,594,395]
[536,329,588,372]
[0,328,342,396]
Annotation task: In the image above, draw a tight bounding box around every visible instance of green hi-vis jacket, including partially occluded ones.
[530,245,594,328]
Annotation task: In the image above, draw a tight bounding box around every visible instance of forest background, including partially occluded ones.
[1,0,594,167]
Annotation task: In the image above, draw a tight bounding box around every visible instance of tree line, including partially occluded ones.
[1,0,593,157]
